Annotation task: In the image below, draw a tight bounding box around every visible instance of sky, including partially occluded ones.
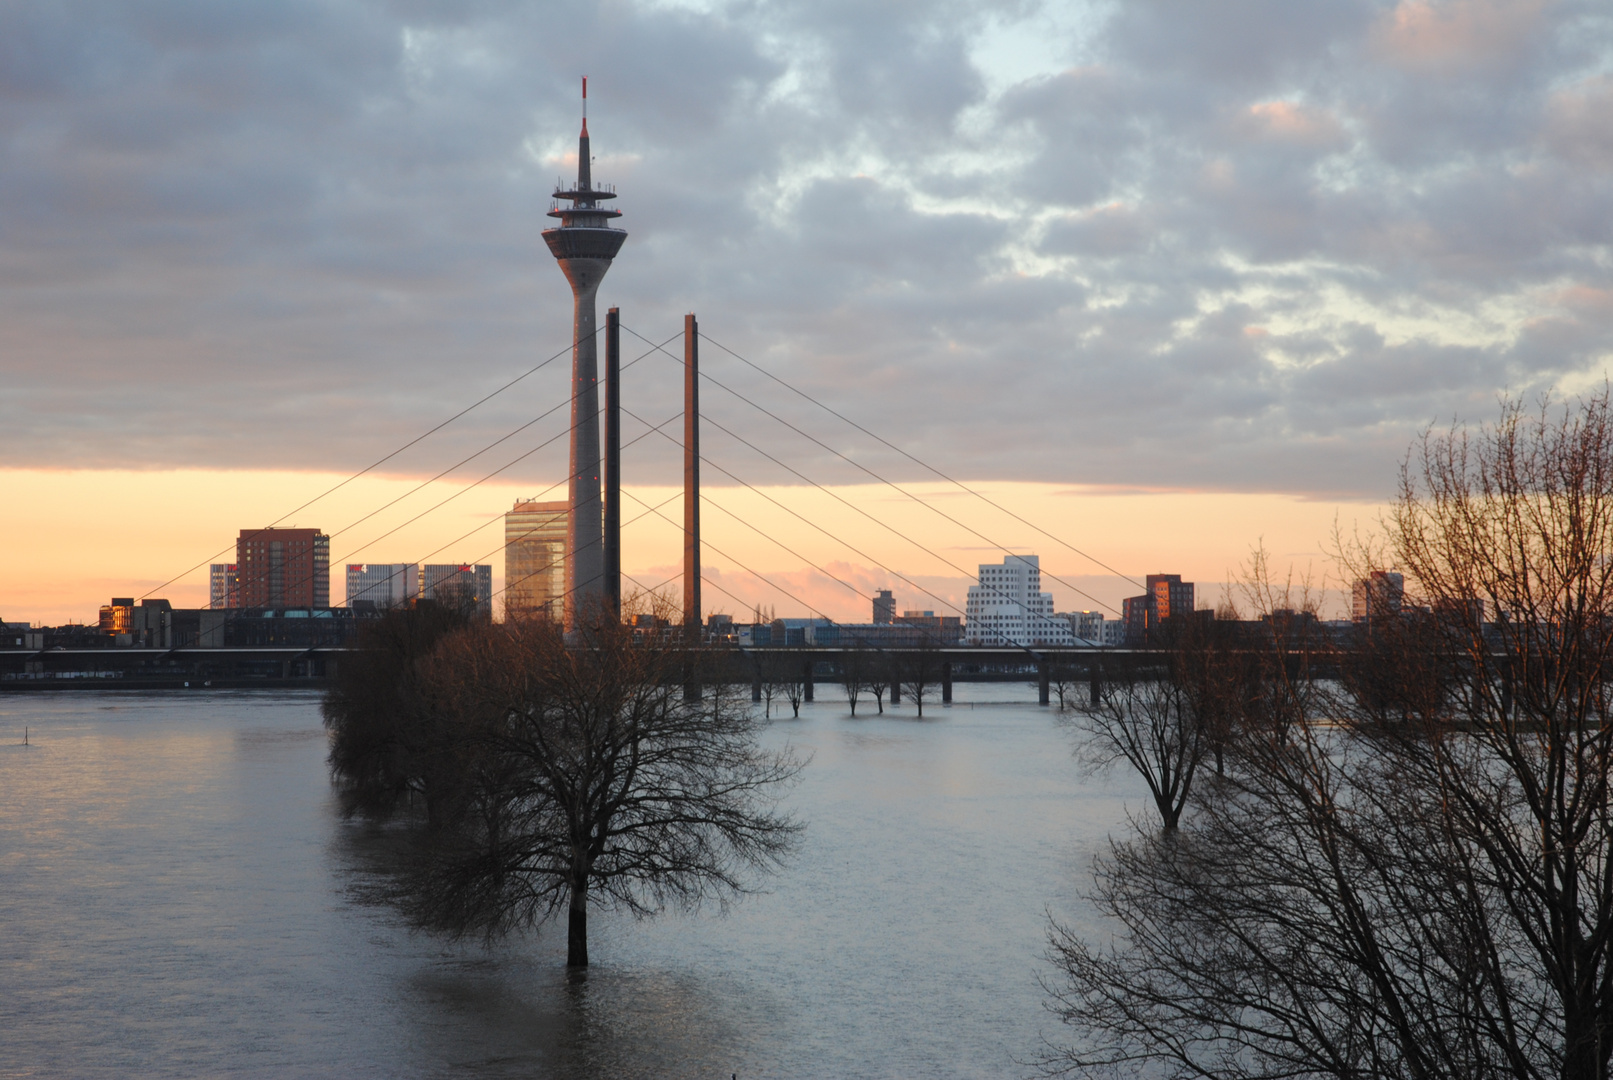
[3,0,1612,624]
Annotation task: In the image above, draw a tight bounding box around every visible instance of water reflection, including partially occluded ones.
[0,688,1130,1078]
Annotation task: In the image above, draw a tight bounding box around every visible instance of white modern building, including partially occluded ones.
[345,563,419,610]
[1063,609,1109,646]
[965,555,1074,646]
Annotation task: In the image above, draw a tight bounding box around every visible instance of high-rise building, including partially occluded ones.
[345,563,419,610]
[1122,573,1196,643]
[965,555,1073,646]
[872,589,895,625]
[236,528,329,609]
[209,564,239,609]
[543,79,626,631]
[1352,571,1405,623]
[421,564,493,619]
[505,500,568,620]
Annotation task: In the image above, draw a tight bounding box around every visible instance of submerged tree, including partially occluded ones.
[897,636,945,717]
[1068,612,1250,831]
[322,600,472,821]
[1043,391,1613,1079]
[327,609,802,967]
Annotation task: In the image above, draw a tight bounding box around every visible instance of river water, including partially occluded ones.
[0,688,1132,1079]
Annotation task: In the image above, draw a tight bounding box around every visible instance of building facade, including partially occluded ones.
[1352,571,1405,623]
[1063,609,1109,645]
[896,610,964,645]
[209,564,239,609]
[964,555,1073,646]
[344,563,419,610]
[236,528,330,610]
[1122,573,1196,643]
[421,564,493,619]
[872,589,895,625]
[505,500,568,620]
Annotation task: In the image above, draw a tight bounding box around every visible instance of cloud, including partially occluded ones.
[0,0,1610,509]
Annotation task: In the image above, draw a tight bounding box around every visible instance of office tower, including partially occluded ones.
[345,563,419,610]
[421,564,493,619]
[1352,570,1405,623]
[209,564,239,609]
[506,499,568,620]
[542,79,626,632]
[1122,573,1196,642]
[964,555,1072,646]
[872,589,895,625]
[236,528,329,609]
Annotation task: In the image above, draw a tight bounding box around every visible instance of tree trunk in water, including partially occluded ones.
[567,881,588,968]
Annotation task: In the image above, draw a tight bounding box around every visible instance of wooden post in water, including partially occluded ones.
[1038,658,1051,706]
[941,662,952,704]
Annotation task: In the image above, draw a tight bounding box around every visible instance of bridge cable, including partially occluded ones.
[622,323,1124,621]
[145,328,596,603]
[698,329,1146,592]
[215,332,678,611]
[617,400,1051,653]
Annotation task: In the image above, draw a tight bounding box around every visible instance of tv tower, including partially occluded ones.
[543,78,626,632]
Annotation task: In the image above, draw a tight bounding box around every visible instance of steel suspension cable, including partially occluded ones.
[698,329,1145,591]
[141,330,592,602]
[621,323,1125,619]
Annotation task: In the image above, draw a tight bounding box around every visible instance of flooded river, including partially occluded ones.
[0,688,1131,1078]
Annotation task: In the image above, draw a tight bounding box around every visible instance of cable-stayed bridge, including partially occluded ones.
[2,90,1152,703]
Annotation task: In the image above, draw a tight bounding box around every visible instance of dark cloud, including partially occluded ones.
[1,0,1611,503]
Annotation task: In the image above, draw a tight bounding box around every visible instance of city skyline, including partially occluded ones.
[4,2,1609,627]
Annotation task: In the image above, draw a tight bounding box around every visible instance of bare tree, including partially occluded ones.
[776,648,808,718]
[331,611,802,968]
[1044,391,1613,1079]
[322,599,473,821]
[869,654,889,714]
[898,638,945,717]
[1046,654,1093,711]
[839,645,869,717]
[1071,654,1197,830]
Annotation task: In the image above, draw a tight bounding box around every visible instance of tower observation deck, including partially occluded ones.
[542,78,626,632]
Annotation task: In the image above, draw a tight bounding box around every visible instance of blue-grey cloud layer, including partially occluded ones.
[3,0,1611,497]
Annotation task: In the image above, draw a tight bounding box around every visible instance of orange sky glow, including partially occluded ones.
[1,467,1381,627]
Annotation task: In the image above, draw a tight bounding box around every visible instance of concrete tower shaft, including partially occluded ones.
[542,79,626,632]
